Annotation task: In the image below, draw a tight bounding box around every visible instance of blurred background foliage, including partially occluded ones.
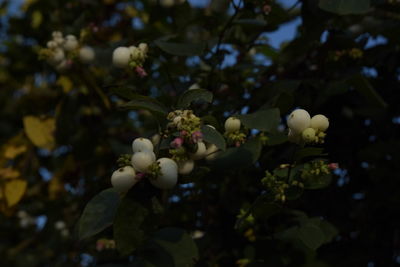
[0,0,400,266]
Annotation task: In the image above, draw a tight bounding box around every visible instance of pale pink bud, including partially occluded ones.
[328,163,339,170]
[171,137,184,148]
[135,66,147,77]
[191,131,203,143]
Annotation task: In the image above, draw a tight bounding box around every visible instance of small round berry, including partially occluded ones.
[191,141,207,160]
[48,48,65,65]
[302,128,316,142]
[64,35,79,51]
[47,40,57,49]
[178,159,194,175]
[205,144,219,161]
[131,151,156,173]
[150,158,178,189]
[132,137,154,153]
[112,46,131,68]
[138,43,148,54]
[111,166,137,192]
[224,117,241,132]
[79,46,95,63]
[151,134,161,146]
[287,109,311,133]
[310,114,329,132]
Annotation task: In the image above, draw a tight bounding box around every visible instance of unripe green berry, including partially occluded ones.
[302,128,316,142]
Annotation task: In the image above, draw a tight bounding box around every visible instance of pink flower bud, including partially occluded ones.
[180,130,188,137]
[96,241,105,251]
[171,137,184,148]
[135,66,147,77]
[328,163,339,170]
[135,172,146,180]
[191,131,203,143]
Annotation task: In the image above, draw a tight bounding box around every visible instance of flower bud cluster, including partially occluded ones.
[223,117,246,146]
[112,43,149,77]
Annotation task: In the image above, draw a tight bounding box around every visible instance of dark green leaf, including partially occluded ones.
[303,174,333,190]
[201,125,226,151]
[319,0,370,15]
[298,224,326,250]
[237,108,281,132]
[120,97,169,116]
[295,147,325,161]
[140,228,198,267]
[78,188,120,240]
[113,198,149,255]
[155,40,206,56]
[347,74,387,108]
[177,89,213,108]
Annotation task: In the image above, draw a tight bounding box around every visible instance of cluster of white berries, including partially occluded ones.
[111,137,178,193]
[287,109,329,144]
[112,43,148,73]
[17,210,36,228]
[54,220,69,237]
[41,31,95,70]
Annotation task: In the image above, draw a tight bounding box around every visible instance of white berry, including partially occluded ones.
[48,48,65,65]
[132,137,154,153]
[79,46,95,63]
[150,158,178,189]
[287,109,311,134]
[131,151,156,173]
[112,46,131,68]
[191,141,207,160]
[188,83,200,90]
[205,144,219,161]
[138,43,148,54]
[63,35,78,51]
[310,114,329,132]
[178,160,194,175]
[224,117,241,132]
[302,128,316,142]
[111,166,137,192]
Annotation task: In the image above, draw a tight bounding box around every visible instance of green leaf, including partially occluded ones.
[155,40,206,56]
[319,220,338,243]
[140,228,198,267]
[201,125,226,151]
[177,89,213,108]
[298,224,326,250]
[319,0,370,15]
[295,147,325,161]
[109,86,137,100]
[120,97,169,116]
[211,138,262,170]
[237,108,280,132]
[78,188,120,240]
[234,18,267,27]
[303,174,333,190]
[113,198,149,255]
[347,74,387,108]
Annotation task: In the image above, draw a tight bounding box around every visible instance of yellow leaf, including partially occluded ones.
[4,145,27,159]
[56,76,73,93]
[31,10,43,29]
[23,116,56,150]
[4,179,27,207]
[48,176,64,200]
[0,168,20,180]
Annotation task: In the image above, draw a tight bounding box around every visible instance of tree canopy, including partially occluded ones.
[0,0,399,266]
